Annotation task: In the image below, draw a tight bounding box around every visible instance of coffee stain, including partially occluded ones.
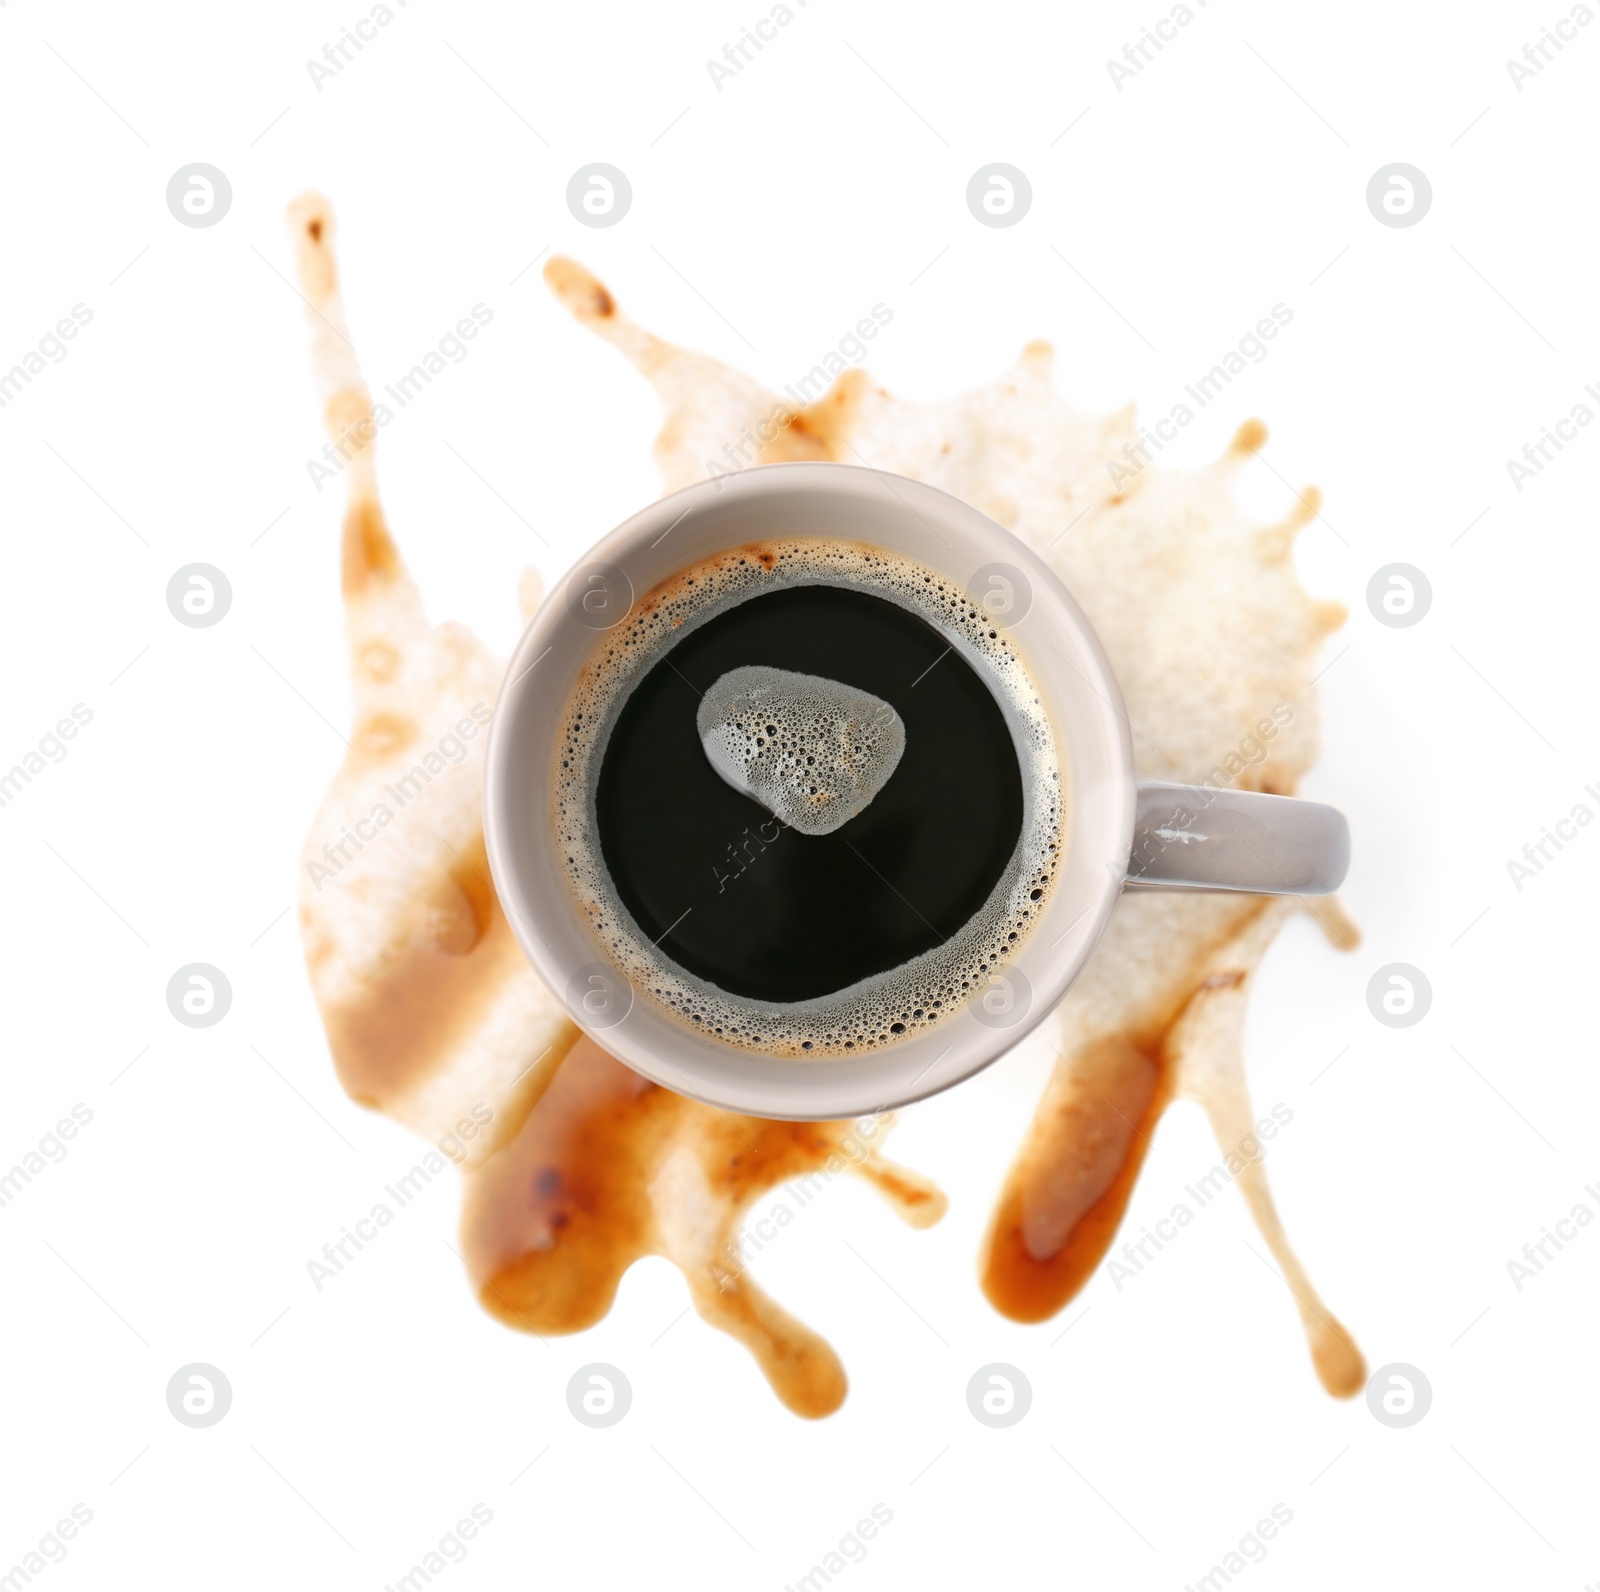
[289,197,945,1417]
[979,898,1364,1395]
[539,255,1365,1397]
[288,192,571,1150]
[289,194,1363,1409]
[462,1037,942,1418]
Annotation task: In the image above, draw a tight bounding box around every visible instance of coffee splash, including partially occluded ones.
[543,256,1363,1397]
[288,195,944,1418]
[461,1036,942,1418]
[291,195,1363,1413]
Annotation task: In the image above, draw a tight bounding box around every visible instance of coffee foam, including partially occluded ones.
[554,539,1063,1058]
[696,664,905,837]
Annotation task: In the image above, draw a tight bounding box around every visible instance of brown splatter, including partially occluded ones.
[355,713,414,757]
[1231,416,1268,455]
[981,1036,1167,1321]
[463,1038,943,1418]
[545,257,615,324]
[979,899,1363,1394]
[532,261,1365,1396]
[290,197,1365,1412]
[289,199,946,1415]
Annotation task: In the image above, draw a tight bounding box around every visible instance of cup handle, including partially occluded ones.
[1125,781,1350,895]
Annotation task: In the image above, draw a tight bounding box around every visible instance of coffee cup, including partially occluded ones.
[484,463,1347,1119]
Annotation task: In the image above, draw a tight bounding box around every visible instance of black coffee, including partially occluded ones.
[553,539,1061,1056]
[595,584,1023,1003]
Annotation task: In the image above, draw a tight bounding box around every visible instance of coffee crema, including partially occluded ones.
[695,664,906,836]
[554,540,1064,1057]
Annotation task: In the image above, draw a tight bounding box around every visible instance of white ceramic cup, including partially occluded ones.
[485,463,1347,1120]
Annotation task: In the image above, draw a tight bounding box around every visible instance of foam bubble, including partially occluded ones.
[553,540,1063,1059]
[697,665,905,837]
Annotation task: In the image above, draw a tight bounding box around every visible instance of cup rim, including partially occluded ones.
[484,461,1135,1119]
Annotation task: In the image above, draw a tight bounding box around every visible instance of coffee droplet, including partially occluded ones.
[696,665,905,836]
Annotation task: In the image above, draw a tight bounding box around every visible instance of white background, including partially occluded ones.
[2,1,1597,1587]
